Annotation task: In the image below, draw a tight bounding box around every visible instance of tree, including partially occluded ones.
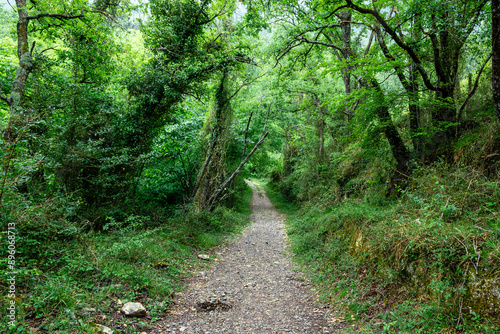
[0,0,88,140]
[344,0,491,154]
[271,3,412,187]
[493,0,500,121]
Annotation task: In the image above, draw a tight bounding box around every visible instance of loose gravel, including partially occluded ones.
[152,181,332,333]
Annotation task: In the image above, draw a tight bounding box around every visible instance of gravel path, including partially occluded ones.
[153,181,332,333]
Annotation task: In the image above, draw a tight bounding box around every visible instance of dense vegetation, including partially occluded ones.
[1,0,499,332]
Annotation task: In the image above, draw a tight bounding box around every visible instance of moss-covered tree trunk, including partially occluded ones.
[493,0,500,122]
[2,0,33,141]
[194,69,233,212]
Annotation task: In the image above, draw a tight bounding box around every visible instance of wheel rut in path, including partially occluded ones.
[153,181,331,333]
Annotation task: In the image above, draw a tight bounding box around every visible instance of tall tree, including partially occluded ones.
[272,3,411,186]
[0,0,88,140]
[344,0,491,154]
[493,0,500,121]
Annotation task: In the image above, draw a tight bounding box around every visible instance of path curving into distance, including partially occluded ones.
[153,180,332,334]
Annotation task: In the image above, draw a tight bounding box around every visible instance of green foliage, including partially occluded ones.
[0,182,252,332]
[268,155,500,332]
[259,178,299,216]
[0,1,259,331]
[1,0,499,332]
[137,104,205,206]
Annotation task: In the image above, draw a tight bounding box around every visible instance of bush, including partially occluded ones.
[270,161,500,332]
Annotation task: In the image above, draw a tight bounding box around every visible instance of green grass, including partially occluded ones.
[263,164,500,333]
[0,182,253,333]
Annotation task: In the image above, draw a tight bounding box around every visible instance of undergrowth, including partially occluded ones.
[266,163,500,333]
[0,182,253,333]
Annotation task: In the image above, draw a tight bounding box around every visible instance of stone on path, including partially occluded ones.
[198,254,210,260]
[96,324,114,334]
[121,302,147,317]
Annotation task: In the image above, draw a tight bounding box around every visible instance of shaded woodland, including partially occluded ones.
[1,0,500,332]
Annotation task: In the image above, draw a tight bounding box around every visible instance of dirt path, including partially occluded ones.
[153,181,332,333]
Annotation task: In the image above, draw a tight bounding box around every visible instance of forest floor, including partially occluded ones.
[152,181,333,333]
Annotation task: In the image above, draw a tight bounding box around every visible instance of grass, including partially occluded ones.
[0,181,253,333]
[263,163,500,333]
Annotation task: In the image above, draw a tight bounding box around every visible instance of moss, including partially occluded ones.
[466,271,500,321]
[268,160,500,331]
[10,92,21,108]
[19,51,33,67]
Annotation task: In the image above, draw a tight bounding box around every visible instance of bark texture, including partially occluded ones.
[493,0,500,121]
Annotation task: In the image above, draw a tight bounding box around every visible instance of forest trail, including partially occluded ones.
[153,181,332,333]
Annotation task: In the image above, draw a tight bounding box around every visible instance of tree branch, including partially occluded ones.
[39,46,56,54]
[222,71,268,108]
[207,130,269,211]
[345,0,437,91]
[324,5,349,20]
[374,23,411,92]
[200,0,228,25]
[457,53,492,122]
[364,30,376,56]
[275,24,340,64]
[27,13,84,21]
[242,110,254,160]
[206,103,271,211]
[297,36,344,53]
[463,0,488,41]
[260,102,271,138]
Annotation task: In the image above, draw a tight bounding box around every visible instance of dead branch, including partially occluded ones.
[242,110,254,160]
[457,53,492,123]
[207,104,271,211]
[207,131,269,211]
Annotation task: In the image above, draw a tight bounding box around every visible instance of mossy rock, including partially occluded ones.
[466,270,500,321]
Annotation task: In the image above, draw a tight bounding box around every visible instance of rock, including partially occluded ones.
[82,307,96,313]
[116,299,123,307]
[466,272,500,320]
[196,295,231,312]
[152,261,170,268]
[121,302,147,317]
[96,324,114,334]
[198,254,210,260]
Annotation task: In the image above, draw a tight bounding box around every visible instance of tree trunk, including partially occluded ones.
[360,77,411,190]
[373,80,411,187]
[339,11,353,121]
[430,13,460,135]
[373,22,421,160]
[409,61,422,157]
[318,109,325,160]
[193,69,232,212]
[409,14,422,158]
[312,95,325,160]
[493,0,500,121]
[3,0,34,141]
